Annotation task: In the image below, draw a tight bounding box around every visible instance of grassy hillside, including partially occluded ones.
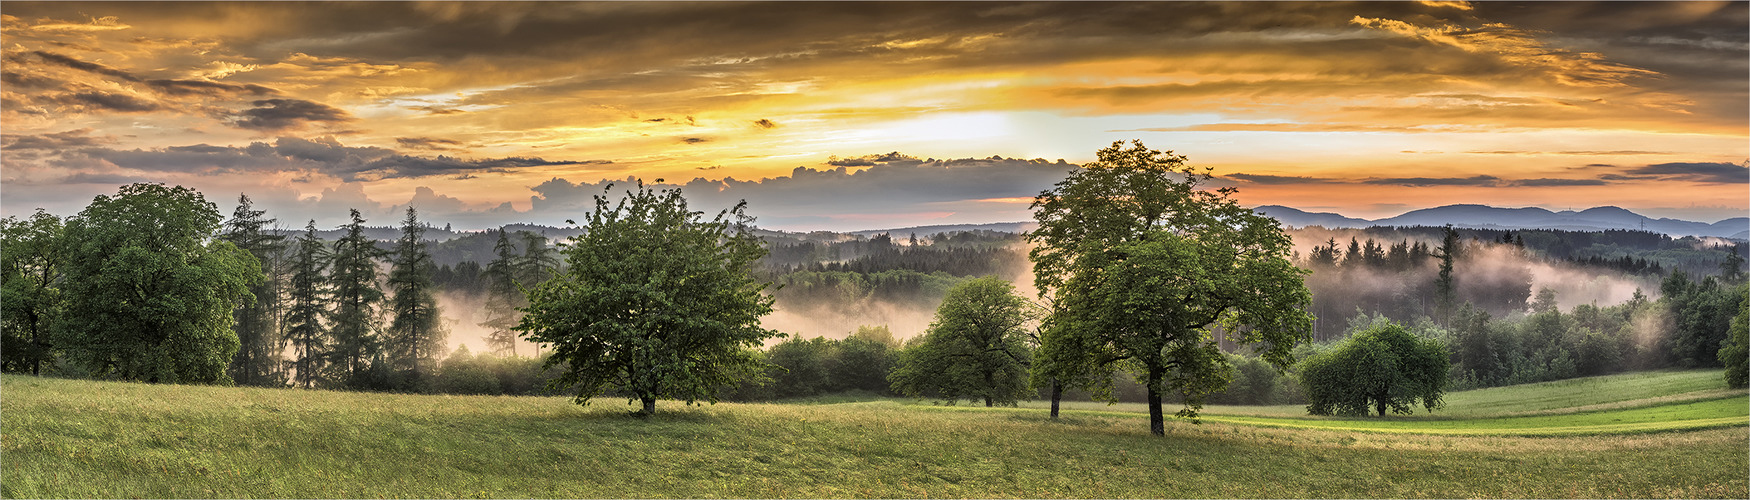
[3,372,1745,498]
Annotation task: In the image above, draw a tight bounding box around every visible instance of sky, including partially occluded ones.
[2,1,1745,232]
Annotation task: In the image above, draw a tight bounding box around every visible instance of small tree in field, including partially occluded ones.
[517,181,779,415]
[1029,140,1314,435]
[889,276,1033,406]
[1300,322,1450,417]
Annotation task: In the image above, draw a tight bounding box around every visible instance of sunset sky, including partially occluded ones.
[2,1,1745,232]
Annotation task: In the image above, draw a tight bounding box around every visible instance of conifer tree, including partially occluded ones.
[386,207,446,389]
[480,229,523,356]
[328,209,387,388]
[221,194,288,386]
[285,220,330,388]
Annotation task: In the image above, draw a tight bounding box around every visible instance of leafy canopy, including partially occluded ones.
[889,276,1033,406]
[58,183,259,384]
[1028,140,1313,434]
[517,181,779,414]
[1,209,65,374]
[1300,322,1450,417]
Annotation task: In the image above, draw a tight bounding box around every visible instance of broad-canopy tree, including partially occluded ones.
[57,183,260,384]
[1300,322,1450,417]
[221,194,288,386]
[889,276,1033,407]
[1,210,65,375]
[1028,140,1314,435]
[517,181,779,415]
[386,207,446,388]
[1721,303,1748,389]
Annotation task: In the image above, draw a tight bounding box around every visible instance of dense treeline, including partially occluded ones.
[0,183,559,395]
[5,181,1743,411]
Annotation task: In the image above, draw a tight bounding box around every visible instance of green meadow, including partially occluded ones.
[3,370,1745,498]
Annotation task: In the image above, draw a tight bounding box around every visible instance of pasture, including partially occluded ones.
[2,370,1744,498]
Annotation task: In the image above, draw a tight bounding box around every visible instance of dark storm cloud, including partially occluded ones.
[1625,162,1749,184]
[1506,178,1610,187]
[1225,173,1335,185]
[826,152,916,167]
[0,70,65,89]
[146,79,276,97]
[64,136,609,182]
[528,154,1078,218]
[1362,175,1503,187]
[232,99,355,131]
[396,137,466,151]
[2,129,115,150]
[29,50,138,81]
[48,91,161,112]
[26,50,276,97]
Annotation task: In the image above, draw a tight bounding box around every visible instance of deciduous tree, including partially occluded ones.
[1,210,65,374]
[517,181,779,415]
[57,183,258,384]
[1028,140,1313,435]
[889,276,1032,406]
[1300,322,1449,417]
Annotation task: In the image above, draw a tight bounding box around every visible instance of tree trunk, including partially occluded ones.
[1376,398,1386,417]
[985,396,993,407]
[1049,379,1063,420]
[1147,364,1166,436]
[641,396,657,416]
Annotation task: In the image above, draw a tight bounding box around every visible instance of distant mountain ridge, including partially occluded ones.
[1254,204,1749,239]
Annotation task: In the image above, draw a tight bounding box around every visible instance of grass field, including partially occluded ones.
[3,370,1745,498]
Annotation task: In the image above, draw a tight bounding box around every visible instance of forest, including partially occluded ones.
[2,181,1746,412]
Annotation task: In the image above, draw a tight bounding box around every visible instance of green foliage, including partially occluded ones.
[1301,322,1450,417]
[385,207,446,390]
[1720,302,1748,389]
[1029,140,1313,434]
[284,221,330,389]
[328,209,388,389]
[517,181,779,414]
[1661,271,1745,368]
[57,183,259,384]
[835,331,898,393]
[766,335,840,398]
[889,276,1033,406]
[1,209,65,374]
[479,229,556,357]
[221,194,288,387]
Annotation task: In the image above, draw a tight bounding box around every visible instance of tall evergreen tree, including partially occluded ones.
[221,194,288,386]
[480,229,523,356]
[1434,225,1460,324]
[328,209,387,388]
[386,207,446,388]
[285,220,331,389]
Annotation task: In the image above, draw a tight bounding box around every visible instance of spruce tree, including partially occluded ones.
[221,194,288,386]
[329,209,387,388]
[386,207,446,390]
[479,229,523,356]
[285,220,331,389]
